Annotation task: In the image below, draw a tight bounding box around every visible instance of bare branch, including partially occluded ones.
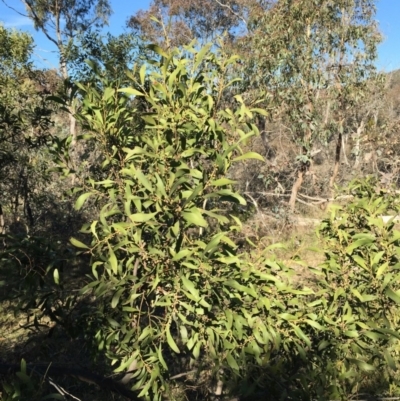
[212,0,248,30]
[48,376,82,401]
[0,0,29,18]
[170,369,197,380]
[20,0,59,48]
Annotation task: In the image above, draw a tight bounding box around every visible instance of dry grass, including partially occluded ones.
[239,207,328,287]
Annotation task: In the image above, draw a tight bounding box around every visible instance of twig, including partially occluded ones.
[244,193,260,212]
[295,197,318,208]
[48,376,82,401]
[0,0,29,17]
[297,193,329,202]
[170,370,197,380]
[243,191,291,198]
[212,0,248,31]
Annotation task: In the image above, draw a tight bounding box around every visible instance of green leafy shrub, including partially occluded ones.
[65,43,324,400]
[314,177,400,398]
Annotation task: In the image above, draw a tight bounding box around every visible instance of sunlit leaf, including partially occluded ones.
[166,325,180,354]
[70,237,89,249]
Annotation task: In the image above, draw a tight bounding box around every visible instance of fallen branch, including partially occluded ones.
[295,197,319,208]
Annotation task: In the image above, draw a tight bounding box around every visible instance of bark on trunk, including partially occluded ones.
[353,120,364,169]
[289,170,304,212]
[288,122,312,212]
[0,204,5,235]
[329,131,342,193]
[60,57,77,149]
[60,55,78,184]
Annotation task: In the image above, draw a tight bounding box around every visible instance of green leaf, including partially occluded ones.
[166,325,180,354]
[291,324,311,347]
[346,236,375,254]
[138,326,152,342]
[376,262,389,278]
[385,287,400,304]
[181,275,200,302]
[146,43,169,57]
[225,310,233,329]
[118,87,144,96]
[108,246,118,275]
[21,359,26,374]
[305,319,324,331]
[129,212,158,223]
[224,280,257,298]
[75,192,92,211]
[103,87,115,101]
[194,43,212,70]
[353,255,367,270]
[172,249,191,261]
[70,237,89,249]
[384,349,397,371]
[106,317,120,328]
[193,341,202,359]
[47,95,66,105]
[250,108,269,116]
[279,313,297,321]
[344,330,359,338]
[318,340,330,351]
[233,152,264,162]
[347,358,375,372]
[226,353,240,372]
[111,288,124,308]
[158,345,168,371]
[135,169,153,192]
[211,178,237,187]
[182,208,208,227]
[214,190,246,205]
[372,251,385,266]
[16,371,31,384]
[53,268,59,285]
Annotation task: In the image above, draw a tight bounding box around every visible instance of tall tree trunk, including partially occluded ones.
[60,54,78,183]
[289,170,304,211]
[0,204,5,235]
[341,132,348,165]
[353,120,364,169]
[329,130,342,193]
[60,56,77,147]
[289,122,312,212]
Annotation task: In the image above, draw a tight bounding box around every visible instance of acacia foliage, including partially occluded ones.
[52,42,400,400]
[314,177,400,398]
[63,43,294,399]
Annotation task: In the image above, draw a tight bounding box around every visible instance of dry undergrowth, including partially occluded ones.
[239,208,328,288]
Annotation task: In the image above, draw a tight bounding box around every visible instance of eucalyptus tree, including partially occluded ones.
[66,30,142,84]
[0,25,54,227]
[239,0,382,210]
[127,0,250,48]
[1,0,112,156]
[17,0,112,79]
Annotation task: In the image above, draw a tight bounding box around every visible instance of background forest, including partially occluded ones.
[1,0,400,400]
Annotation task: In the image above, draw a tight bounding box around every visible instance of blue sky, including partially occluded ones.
[0,0,399,71]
